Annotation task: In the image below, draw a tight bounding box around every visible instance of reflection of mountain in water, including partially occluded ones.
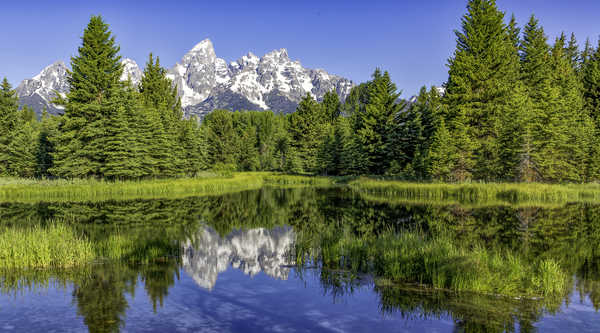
[182,225,295,290]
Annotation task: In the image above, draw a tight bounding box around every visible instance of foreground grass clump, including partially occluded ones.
[0,224,94,269]
[350,178,600,205]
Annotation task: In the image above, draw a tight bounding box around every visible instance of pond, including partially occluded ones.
[1,187,600,332]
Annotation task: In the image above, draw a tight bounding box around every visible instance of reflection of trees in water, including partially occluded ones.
[2,189,600,332]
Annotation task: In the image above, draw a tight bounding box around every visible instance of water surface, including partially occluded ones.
[1,187,600,332]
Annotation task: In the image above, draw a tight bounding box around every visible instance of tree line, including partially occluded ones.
[1,0,600,182]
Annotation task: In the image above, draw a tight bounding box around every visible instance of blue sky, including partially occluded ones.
[1,0,599,97]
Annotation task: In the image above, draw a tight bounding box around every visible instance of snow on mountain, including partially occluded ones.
[167,39,355,118]
[16,61,70,115]
[16,58,143,116]
[182,225,295,291]
[120,58,143,87]
[17,39,354,118]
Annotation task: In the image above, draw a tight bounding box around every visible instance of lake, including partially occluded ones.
[1,187,599,332]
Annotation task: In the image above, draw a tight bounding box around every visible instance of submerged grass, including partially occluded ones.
[297,229,570,298]
[350,178,600,206]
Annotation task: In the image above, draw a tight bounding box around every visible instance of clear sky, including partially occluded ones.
[1,0,599,97]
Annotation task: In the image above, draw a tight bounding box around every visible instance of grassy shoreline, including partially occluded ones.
[349,178,600,206]
[2,172,600,205]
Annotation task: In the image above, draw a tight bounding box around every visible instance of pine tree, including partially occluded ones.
[551,33,589,181]
[51,16,123,178]
[139,53,184,177]
[5,121,39,177]
[288,94,328,173]
[520,15,579,182]
[426,119,455,181]
[36,110,59,177]
[99,84,145,179]
[354,69,403,174]
[0,78,21,175]
[444,0,520,180]
[321,90,341,122]
[583,39,600,124]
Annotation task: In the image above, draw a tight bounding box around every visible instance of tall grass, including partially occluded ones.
[0,173,341,203]
[296,230,570,298]
[0,224,94,269]
[350,178,600,205]
[0,173,266,203]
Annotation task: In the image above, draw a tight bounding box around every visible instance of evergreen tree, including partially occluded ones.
[426,119,456,181]
[51,16,123,178]
[288,94,328,173]
[321,90,341,122]
[99,84,144,179]
[445,0,520,180]
[520,15,578,182]
[5,121,39,177]
[583,39,600,124]
[0,78,21,175]
[354,69,403,174]
[139,53,184,177]
[36,110,59,177]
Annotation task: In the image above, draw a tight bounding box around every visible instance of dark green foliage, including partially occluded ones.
[51,16,123,178]
[4,4,600,183]
[444,0,520,181]
[583,39,600,124]
[0,78,21,175]
[288,94,329,173]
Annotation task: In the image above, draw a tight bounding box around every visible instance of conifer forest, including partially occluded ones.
[0,0,598,183]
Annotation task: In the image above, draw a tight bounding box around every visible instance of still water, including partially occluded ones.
[1,187,600,332]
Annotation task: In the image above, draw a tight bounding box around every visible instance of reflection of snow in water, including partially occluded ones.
[182,225,295,290]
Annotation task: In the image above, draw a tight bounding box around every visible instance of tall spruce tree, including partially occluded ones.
[520,15,578,182]
[288,94,329,173]
[583,39,600,124]
[139,53,185,177]
[353,69,403,174]
[444,0,520,181]
[50,16,123,178]
[0,78,21,175]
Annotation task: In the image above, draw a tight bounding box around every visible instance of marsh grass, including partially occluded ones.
[297,230,570,298]
[0,173,340,203]
[350,178,600,206]
[0,173,265,203]
[0,224,94,269]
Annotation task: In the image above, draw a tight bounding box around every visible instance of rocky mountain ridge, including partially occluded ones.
[16,39,354,117]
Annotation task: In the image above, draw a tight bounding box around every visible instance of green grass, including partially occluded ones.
[349,178,600,206]
[4,173,600,205]
[0,224,94,269]
[0,173,341,203]
[0,173,267,203]
[296,229,570,298]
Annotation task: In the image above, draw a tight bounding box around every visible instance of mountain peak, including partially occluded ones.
[190,38,215,53]
[120,58,143,86]
[264,48,289,59]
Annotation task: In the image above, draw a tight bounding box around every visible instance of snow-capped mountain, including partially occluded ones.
[120,58,143,87]
[182,225,295,291]
[16,58,143,116]
[17,39,354,118]
[16,61,70,115]
[168,39,354,117]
